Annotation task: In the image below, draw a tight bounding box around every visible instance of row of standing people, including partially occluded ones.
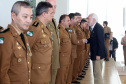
[0,1,90,84]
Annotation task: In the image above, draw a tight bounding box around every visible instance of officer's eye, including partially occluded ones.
[23,16,27,18]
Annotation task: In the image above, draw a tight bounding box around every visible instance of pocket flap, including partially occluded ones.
[41,39,50,44]
[32,64,46,70]
[14,51,25,58]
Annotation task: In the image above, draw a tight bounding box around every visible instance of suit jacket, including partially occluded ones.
[47,18,60,69]
[88,23,106,60]
[27,18,52,83]
[58,24,71,66]
[110,37,118,51]
[0,25,31,84]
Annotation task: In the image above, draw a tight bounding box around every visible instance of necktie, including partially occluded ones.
[20,33,26,47]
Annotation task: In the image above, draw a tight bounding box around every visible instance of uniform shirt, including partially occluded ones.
[26,17,52,83]
[47,18,60,69]
[75,24,86,51]
[67,25,84,63]
[121,35,126,47]
[58,24,71,66]
[0,24,31,84]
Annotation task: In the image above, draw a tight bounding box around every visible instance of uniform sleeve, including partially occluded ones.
[70,31,84,45]
[0,36,12,84]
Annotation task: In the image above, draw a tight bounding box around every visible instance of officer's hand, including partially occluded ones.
[96,56,100,61]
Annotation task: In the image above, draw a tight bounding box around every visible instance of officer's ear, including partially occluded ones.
[11,12,16,21]
[42,12,47,18]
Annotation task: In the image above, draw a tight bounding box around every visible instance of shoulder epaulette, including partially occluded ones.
[0,26,3,29]
[0,28,10,33]
[32,21,39,27]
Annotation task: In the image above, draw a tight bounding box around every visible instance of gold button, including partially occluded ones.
[28,62,29,64]
[29,70,30,73]
[38,67,40,69]
[29,79,30,81]
[27,53,29,55]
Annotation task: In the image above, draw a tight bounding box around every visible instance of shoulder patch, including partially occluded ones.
[0,28,10,33]
[0,26,3,29]
[68,29,72,32]
[32,21,39,27]
[0,37,4,44]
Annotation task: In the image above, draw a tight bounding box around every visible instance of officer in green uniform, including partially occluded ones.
[46,0,60,84]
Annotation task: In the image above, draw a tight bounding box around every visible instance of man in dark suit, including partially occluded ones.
[86,13,106,84]
[109,32,118,61]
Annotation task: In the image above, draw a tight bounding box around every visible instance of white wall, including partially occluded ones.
[0,0,23,28]
[0,0,68,28]
[54,0,69,24]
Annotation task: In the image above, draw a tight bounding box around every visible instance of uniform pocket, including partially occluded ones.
[34,38,52,53]
[12,50,26,66]
[32,63,46,70]
[60,52,70,66]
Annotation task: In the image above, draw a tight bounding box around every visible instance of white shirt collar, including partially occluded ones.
[91,22,96,30]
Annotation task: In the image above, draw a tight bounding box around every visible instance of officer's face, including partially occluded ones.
[73,16,78,24]
[103,23,106,27]
[77,16,82,23]
[48,0,56,15]
[88,15,93,26]
[46,8,54,22]
[64,16,70,28]
[12,6,33,32]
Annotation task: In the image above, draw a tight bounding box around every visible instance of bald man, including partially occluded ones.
[46,0,60,84]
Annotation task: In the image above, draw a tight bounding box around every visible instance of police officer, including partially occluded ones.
[55,14,71,84]
[72,13,86,83]
[67,13,85,84]
[121,31,126,66]
[0,1,32,84]
[103,21,111,61]
[26,2,53,84]
[46,0,60,84]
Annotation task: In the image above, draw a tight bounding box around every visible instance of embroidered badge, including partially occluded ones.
[68,29,72,32]
[0,37,4,44]
[27,31,33,36]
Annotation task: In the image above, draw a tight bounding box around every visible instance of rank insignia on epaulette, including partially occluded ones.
[43,34,46,37]
[18,46,22,50]
[32,21,39,27]
[0,37,4,44]
[68,29,72,32]
[26,31,33,36]
[0,28,10,33]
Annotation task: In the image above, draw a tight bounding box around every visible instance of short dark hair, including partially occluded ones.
[36,1,53,16]
[11,1,32,15]
[69,13,75,20]
[80,19,87,25]
[75,12,81,16]
[103,21,108,26]
[59,14,68,23]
